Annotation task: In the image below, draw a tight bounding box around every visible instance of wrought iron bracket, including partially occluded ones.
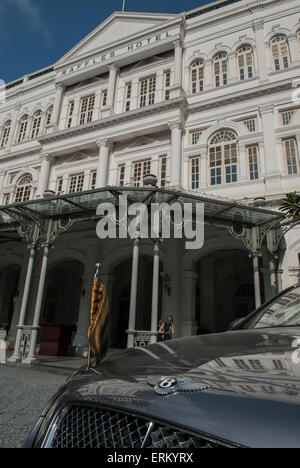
[267,219,300,254]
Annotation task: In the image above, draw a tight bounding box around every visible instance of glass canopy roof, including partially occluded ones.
[0,187,285,229]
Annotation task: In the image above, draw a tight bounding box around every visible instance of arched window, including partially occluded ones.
[0,121,11,149]
[190,60,205,94]
[45,106,53,126]
[31,111,42,139]
[270,35,290,71]
[17,115,29,143]
[237,46,254,81]
[15,175,33,203]
[213,53,228,88]
[209,130,238,185]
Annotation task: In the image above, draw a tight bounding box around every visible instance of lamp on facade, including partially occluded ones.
[43,190,56,198]
[253,197,267,207]
[143,174,158,187]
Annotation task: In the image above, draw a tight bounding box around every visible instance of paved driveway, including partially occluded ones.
[0,365,67,448]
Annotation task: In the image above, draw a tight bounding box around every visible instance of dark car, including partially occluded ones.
[25,284,300,449]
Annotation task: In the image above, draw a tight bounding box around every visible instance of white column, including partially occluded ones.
[295,135,300,169]
[36,154,54,198]
[106,64,119,112]
[150,241,160,344]
[252,254,262,308]
[156,70,164,102]
[169,121,183,188]
[180,270,198,337]
[52,84,65,130]
[204,59,213,91]
[260,105,281,189]
[0,171,5,197]
[258,141,266,177]
[8,248,36,363]
[252,20,268,82]
[174,40,183,87]
[131,78,139,111]
[96,139,113,188]
[127,238,140,348]
[238,144,247,182]
[23,242,50,364]
[228,52,237,84]
[288,36,300,65]
[200,149,208,189]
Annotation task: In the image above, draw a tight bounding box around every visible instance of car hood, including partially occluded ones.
[58,328,300,448]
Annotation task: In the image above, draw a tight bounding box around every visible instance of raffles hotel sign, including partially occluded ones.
[59,31,173,78]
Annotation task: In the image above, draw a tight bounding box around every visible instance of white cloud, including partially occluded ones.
[4,0,52,43]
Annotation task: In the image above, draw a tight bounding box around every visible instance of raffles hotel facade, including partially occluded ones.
[0,0,300,360]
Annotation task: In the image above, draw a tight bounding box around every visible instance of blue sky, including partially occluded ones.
[1,0,217,84]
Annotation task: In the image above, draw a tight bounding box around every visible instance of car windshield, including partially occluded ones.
[241,286,300,329]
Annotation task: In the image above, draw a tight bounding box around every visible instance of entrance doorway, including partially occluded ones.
[40,260,84,355]
[196,250,258,333]
[110,256,163,348]
[0,264,21,332]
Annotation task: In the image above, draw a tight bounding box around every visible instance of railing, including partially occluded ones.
[126,331,161,347]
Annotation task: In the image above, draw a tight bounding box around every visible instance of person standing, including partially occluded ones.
[159,316,175,341]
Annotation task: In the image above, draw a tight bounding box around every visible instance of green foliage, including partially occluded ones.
[279,192,300,220]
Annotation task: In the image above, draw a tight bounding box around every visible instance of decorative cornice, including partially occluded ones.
[38,97,187,145]
[186,0,292,32]
[189,81,292,116]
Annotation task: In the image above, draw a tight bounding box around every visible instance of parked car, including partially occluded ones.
[25,284,300,448]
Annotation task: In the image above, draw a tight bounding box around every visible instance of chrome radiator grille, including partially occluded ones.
[48,405,234,449]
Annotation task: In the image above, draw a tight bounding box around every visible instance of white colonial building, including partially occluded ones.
[0,0,300,362]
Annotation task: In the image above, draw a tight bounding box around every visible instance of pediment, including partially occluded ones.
[116,135,163,152]
[67,151,89,163]
[57,12,176,65]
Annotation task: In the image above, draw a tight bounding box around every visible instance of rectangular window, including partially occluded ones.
[90,170,97,190]
[283,139,299,175]
[56,177,63,194]
[31,113,42,139]
[280,110,296,126]
[224,144,238,184]
[68,173,84,194]
[100,90,108,115]
[164,70,171,101]
[15,186,31,203]
[190,156,200,190]
[249,360,264,371]
[210,147,222,185]
[273,360,286,371]
[124,83,132,112]
[79,95,95,125]
[190,130,202,145]
[139,76,156,108]
[17,118,28,143]
[248,145,260,180]
[117,164,125,187]
[241,118,257,133]
[66,101,74,129]
[1,123,11,148]
[159,156,167,188]
[132,160,151,187]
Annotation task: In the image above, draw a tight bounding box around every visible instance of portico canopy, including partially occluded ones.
[0,186,285,231]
